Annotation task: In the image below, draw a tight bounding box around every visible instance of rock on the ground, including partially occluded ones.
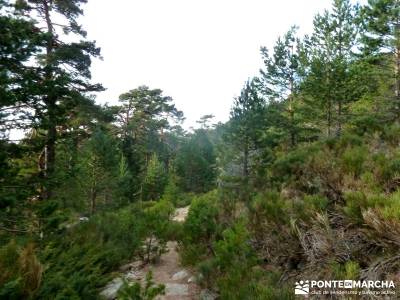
[125,269,143,281]
[100,278,123,300]
[119,260,144,272]
[171,270,189,281]
[187,275,196,283]
[164,283,189,296]
[200,289,218,300]
[119,263,131,272]
[173,206,189,222]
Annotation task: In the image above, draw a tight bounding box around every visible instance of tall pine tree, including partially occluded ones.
[302,0,359,136]
[362,0,400,118]
[16,0,103,198]
[259,27,303,146]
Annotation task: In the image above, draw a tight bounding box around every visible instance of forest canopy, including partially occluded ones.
[1,0,400,299]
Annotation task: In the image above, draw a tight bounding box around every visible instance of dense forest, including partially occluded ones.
[1,0,400,299]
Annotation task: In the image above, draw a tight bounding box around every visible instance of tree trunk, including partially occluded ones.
[243,137,249,180]
[242,136,250,202]
[90,186,97,215]
[327,67,332,137]
[45,101,56,176]
[42,0,56,199]
[395,39,400,117]
[288,97,295,147]
[337,20,343,137]
[327,99,332,137]
[337,99,342,137]
[289,45,296,147]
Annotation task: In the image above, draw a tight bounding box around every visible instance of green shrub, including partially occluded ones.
[303,194,329,211]
[197,258,218,287]
[180,191,220,265]
[382,190,400,220]
[250,191,288,225]
[141,154,168,201]
[341,146,367,177]
[162,174,182,206]
[360,172,381,193]
[0,241,43,299]
[214,221,255,272]
[373,152,400,186]
[330,133,364,151]
[142,199,174,240]
[344,191,387,223]
[330,260,360,280]
[176,193,196,207]
[343,191,367,223]
[214,221,259,300]
[345,261,360,280]
[210,221,293,299]
[36,203,154,299]
[382,123,400,146]
[137,200,174,263]
[182,191,219,249]
[164,221,183,241]
[272,146,314,183]
[292,194,329,220]
[117,271,165,300]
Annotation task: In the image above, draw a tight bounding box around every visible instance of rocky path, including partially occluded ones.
[101,206,206,300]
[172,206,190,223]
[143,206,199,299]
[144,240,199,299]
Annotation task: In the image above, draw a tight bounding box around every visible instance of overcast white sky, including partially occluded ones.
[81,0,349,129]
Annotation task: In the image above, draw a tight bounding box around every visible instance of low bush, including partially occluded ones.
[330,260,360,280]
[0,241,43,299]
[272,146,316,184]
[344,191,387,224]
[183,191,219,244]
[341,146,368,177]
[343,191,368,223]
[117,271,165,300]
[382,123,400,146]
[32,200,175,299]
[382,190,400,220]
[212,221,293,300]
[250,191,289,225]
[303,194,329,211]
[137,200,174,263]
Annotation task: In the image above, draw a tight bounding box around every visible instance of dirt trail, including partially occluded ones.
[143,240,199,300]
[101,205,210,300]
[142,206,199,299]
[173,206,190,223]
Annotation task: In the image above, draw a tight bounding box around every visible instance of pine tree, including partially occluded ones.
[226,79,265,189]
[362,0,400,117]
[14,0,103,198]
[0,1,45,138]
[141,154,167,201]
[117,86,183,199]
[196,114,215,129]
[116,154,133,206]
[162,170,181,204]
[174,129,216,193]
[79,129,118,214]
[302,0,360,136]
[259,27,302,146]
